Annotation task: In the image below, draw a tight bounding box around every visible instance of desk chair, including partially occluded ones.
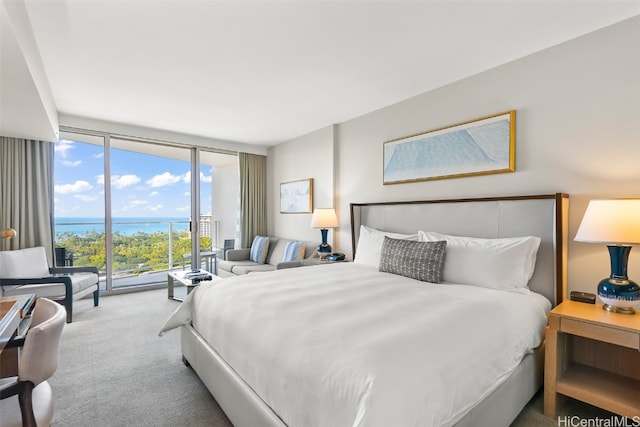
[0,298,66,427]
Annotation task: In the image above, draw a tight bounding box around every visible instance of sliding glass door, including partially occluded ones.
[53,133,106,278]
[54,129,238,292]
[109,138,195,288]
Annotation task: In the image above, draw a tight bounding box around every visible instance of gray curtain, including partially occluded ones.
[0,137,55,263]
[238,152,267,248]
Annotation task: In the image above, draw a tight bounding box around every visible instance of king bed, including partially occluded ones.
[163,193,569,427]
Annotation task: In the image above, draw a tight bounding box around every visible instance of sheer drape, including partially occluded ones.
[0,137,55,262]
[238,152,267,248]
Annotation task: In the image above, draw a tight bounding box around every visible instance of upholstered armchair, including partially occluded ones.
[0,247,99,323]
[0,297,66,427]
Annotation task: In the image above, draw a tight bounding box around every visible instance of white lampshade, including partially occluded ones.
[575,199,640,244]
[310,208,339,229]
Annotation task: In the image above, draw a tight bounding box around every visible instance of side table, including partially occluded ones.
[167,270,219,302]
[544,300,640,419]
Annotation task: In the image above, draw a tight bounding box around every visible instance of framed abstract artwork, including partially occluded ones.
[280,178,313,213]
[383,111,515,184]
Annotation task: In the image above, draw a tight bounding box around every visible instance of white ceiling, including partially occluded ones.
[12,1,640,146]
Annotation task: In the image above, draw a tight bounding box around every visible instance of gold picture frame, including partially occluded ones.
[383,111,515,184]
[280,178,313,213]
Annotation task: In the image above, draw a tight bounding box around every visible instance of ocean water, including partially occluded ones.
[55,217,190,236]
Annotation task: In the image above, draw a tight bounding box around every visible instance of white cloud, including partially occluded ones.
[181,171,212,183]
[63,160,82,167]
[183,192,190,197]
[176,205,190,212]
[95,174,140,189]
[147,172,181,188]
[55,140,74,157]
[147,204,163,212]
[200,171,212,183]
[112,174,141,189]
[150,191,159,196]
[130,200,147,206]
[55,180,93,194]
[93,153,104,159]
[74,194,97,202]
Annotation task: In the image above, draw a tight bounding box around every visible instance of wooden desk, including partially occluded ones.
[0,294,35,352]
[0,294,36,377]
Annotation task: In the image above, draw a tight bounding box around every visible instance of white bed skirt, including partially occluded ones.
[181,324,544,427]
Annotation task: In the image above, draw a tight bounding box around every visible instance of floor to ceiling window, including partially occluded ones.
[53,128,238,293]
[53,132,106,285]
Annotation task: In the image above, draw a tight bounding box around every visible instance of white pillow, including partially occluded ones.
[0,246,51,279]
[354,225,419,269]
[418,231,541,291]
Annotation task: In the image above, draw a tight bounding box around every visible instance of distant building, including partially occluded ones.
[188,214,215,241]
[199,214,212,238]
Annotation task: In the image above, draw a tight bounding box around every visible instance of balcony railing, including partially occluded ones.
[54,218,220,289]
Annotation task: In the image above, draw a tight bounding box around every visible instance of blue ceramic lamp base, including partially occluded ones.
[598,245,639,315]
[317,228,332,259]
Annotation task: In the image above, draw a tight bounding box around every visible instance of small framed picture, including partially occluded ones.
[280,178,313,214]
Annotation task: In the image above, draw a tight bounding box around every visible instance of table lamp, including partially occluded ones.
[310,208,339,258]
[574,199,640,314]
[1,228,16,239]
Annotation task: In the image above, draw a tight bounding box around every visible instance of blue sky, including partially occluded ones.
[54,139,212,218]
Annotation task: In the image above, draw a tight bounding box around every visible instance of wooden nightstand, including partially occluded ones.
[544,300,640,419]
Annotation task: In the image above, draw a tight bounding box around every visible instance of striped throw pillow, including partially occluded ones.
[282,241,305,262]
[250,236,270,264]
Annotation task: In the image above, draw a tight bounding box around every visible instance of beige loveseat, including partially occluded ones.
[217,237,318,277]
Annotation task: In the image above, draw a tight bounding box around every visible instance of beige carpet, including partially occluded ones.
[49,288,614,426]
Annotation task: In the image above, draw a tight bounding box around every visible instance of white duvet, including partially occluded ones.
[165,262,550,427]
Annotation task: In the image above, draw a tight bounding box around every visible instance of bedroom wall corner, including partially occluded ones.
[267,125,336,245]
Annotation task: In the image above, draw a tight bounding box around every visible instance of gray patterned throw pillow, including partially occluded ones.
[379,236,446,283]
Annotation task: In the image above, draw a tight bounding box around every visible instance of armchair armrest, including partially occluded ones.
[0,276,72,286]
[50,266,99,275]
[225,248,251,261]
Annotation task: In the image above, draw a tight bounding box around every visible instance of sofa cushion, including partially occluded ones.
[217,259,235,273]
[231,262,275,275]
[249,236,270,264]
[0,247,50,279]
[266,238,285,265]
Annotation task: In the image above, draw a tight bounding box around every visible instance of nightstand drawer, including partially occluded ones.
[560,318,640,349]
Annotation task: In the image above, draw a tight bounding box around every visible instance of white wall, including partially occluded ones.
[212,160,239,247]
[268,125,335,245]
[1,0,59,141]
[269,17,640,296]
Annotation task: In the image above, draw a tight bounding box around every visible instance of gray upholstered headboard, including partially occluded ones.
[350,194,569,306]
